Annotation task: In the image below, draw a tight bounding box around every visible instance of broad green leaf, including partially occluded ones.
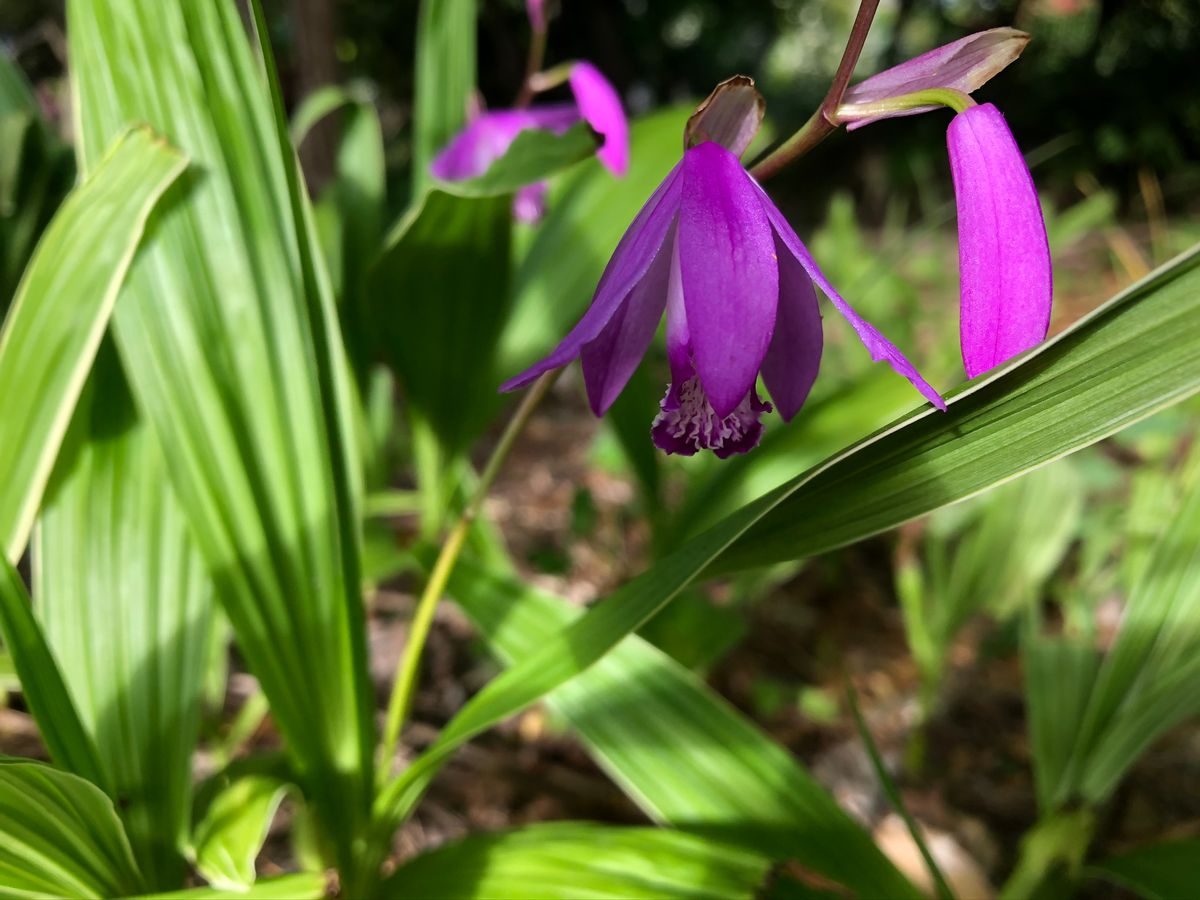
[34,351,214,888]
[1086,839,1200,900]
[711,244,1200,573]
[411,0,475,193]
[377,246,1200,834]
[0,560,106,789]
[381,823,770,899]
[133,873,327,900]
[0,126,185,563]
[443,558,920,898]
[69,0,373,862]
[445,124,600,197]
[0,759,143,898]
[369,190,512,452]
[191,776,289,891]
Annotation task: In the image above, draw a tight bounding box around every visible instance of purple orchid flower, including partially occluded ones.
[948,103,1052,377]
[430,62,628,221]
[501,141,945,458]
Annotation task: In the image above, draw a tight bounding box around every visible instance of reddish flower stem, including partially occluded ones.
[750,0,881,181]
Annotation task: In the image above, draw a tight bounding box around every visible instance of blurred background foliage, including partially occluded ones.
[4,0,1199,218]
[2,0,1199,893]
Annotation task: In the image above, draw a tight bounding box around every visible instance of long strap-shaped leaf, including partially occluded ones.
[376,246,1200,828]
[34,353,214,889]
[711,245,1200,573]
[442,558,920,898]
[68,0,373,859]
[0,561,106,789]
[381,823,771,899]
[0,759,143,898]
[0,126,185,562]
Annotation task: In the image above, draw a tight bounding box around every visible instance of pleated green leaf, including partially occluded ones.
[133,873,327,900]
[369,190,512,452]
[377,247,1200,832]
[191,776,288,891]
[68,0,373,859]
[381,823,770,900]
[411,0,475,193]
[0,126,185,563]
[34,351,214,889]
[1087,839,1200,900]
[0,560,106,789]
[0,759,143,899]
[443,559,920,898]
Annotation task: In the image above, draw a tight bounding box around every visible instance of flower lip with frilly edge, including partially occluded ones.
[501,140,945,458]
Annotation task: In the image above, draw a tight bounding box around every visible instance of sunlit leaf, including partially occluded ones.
[0,126,185,563]
[0,759,143,898]
[34,350,214,888]
[69,0,373,864]
[381,823,770,899]
[191,776,289,891]
[442,557,920,897]
[0,560,106,789]
[133,873,326,900]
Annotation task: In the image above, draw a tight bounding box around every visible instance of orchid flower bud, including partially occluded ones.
[839,28,1029,128]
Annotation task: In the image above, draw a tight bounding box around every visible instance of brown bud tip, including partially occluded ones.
[685,75,765,159]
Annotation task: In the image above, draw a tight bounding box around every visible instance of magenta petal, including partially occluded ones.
[949,103,1052,378]
[678,142,778,418]
[759,189,946,410]
[499,161,684,392]
[580,223,675,414]
[569,62,629,176]
[760,233,823,421]
[430,106,579,181]
[842,28,1028,130]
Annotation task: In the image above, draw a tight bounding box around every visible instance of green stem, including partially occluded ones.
[515,26,549,107]
[749,0,881,180]
[836,87,977,121]
[377,369,560,772]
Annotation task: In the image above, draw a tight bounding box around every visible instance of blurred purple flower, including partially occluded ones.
[501,141,945,458]
[430,106,579,181]
[430,62,627,221]
[949,103,1052,377]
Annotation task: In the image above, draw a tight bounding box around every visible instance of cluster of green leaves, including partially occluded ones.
[0,0,1199,897]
